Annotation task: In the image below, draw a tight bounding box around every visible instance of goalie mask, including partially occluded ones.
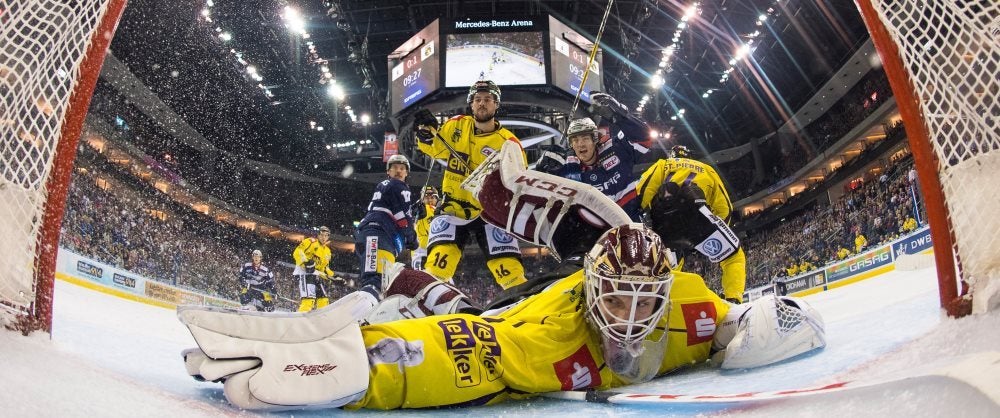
[584,223,675,347]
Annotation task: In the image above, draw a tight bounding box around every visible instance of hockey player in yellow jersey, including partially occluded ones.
[292,226,337,312]
[179,144,826,412]
[637,145,748,303]
[411,80,528,289]
[410,186,438,269]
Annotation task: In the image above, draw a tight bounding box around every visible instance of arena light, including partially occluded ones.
[326,83,345,100]
[282,6,307,36]
[651,73,665,88]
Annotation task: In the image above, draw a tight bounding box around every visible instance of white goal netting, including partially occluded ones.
[862,1,999,313]
[1,0,118,327]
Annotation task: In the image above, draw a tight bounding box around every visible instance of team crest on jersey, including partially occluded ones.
[553,345,601,390]
[481,147,496,158]
[601,155,620,170]
[680,302,718,345]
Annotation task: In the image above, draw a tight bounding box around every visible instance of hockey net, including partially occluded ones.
[856,1,1000,315]
[0,0,126,333]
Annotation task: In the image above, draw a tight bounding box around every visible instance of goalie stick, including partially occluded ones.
[542,351,1000,406]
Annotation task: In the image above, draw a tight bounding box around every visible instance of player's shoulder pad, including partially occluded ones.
[242,262,253,268]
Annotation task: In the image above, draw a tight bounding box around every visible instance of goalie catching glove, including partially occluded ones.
[411,108,439,144]
[178,291,377,411]
[711,295,826,369]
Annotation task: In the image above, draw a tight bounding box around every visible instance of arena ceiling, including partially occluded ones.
[107,0,870,175]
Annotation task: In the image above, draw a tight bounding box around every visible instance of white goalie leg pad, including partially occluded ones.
[182,347,261,383]
[177,292,374,410]
[717,295,826,370]
[461,141,631,260]
[365,266,474,325]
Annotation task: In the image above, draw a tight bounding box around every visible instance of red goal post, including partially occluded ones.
[0,0,128,333]
[855,1,999,317]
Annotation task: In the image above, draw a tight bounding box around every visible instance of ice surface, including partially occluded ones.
[1,266,998,417]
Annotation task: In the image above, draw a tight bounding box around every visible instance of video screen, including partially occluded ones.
[445,31,546,87]
[389,20,440,115]
[548,16,603,101]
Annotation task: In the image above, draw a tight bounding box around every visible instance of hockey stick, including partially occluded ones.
[541,351,1000,406]
[560,0,615,146]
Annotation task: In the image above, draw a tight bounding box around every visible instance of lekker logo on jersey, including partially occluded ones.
[680,302,717,345]
[283,363,337,376]
[552,345,601,391]
[437,317,502,387]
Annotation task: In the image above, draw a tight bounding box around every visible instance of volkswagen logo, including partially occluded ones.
[430,217,449,234]
[492,228,514,243]
[702,238,723,256]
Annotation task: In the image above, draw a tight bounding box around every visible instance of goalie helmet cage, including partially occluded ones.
[0,0,128,334]
[854,1,1000,317]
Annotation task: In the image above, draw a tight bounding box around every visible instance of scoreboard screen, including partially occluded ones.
[389,19,440,115]
[548,16,603,102]
[444,31,546,87]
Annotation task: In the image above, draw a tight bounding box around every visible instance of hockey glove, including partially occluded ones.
[412,108,439,144]
[647,182,710,250]
[178,292,378,411]
[403,228,419,251]
[588,91,627,123]
[303,260,316,274]
[534,144,567,174]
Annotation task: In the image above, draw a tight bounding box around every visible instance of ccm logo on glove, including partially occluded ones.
[284,363,338,376]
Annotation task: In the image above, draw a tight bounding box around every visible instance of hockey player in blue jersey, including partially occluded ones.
[537,92,650,221]
[237,249,276,312]
[354,154,419,302]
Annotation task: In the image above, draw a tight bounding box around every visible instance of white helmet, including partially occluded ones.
[386,154,410,171]
[567,117,598,141]
[251,249,262,258]
[584,223,675,346]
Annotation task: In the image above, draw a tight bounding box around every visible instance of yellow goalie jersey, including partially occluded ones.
[416,115,525,220]
[350,270,730,410]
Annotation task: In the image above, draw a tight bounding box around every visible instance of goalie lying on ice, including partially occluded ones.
[179,225,826,411]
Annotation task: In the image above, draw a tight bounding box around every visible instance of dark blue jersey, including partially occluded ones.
[238,262,275,292]
[358,177,416,238]
[547,114,649,221]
